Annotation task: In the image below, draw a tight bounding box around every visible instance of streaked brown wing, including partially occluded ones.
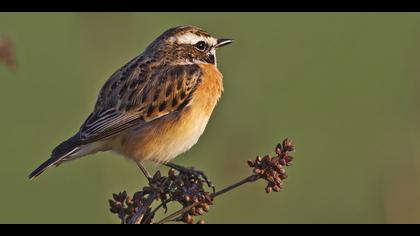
[78,59,202,144]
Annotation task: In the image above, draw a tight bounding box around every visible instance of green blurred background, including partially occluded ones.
[1,13,420,223]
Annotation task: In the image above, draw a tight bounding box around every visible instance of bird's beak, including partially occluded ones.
[216,38,233,48]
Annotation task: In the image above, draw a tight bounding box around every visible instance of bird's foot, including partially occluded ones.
[164,163,215,193]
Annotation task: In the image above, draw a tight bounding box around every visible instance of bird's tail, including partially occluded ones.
[28,133,82,180]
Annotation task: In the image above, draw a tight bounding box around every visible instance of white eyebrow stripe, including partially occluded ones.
[170,33,217,46]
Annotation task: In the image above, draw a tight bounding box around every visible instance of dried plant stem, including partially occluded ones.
[213,175,260,197]
[127,192,155,224]
[109,138,296,224]
[157,201,199,224]
[157,174,261,224]
[142,202,165,224]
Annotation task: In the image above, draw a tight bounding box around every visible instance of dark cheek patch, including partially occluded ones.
[200,54,215,64]
[207,54,215,64]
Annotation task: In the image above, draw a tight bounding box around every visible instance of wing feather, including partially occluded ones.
[77,57,202,144]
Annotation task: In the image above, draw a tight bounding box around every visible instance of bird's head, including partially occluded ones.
[146,25,233,66]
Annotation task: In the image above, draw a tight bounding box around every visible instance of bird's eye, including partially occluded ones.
[194,41,207,51]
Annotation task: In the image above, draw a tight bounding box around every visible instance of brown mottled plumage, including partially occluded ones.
[29,25,232,179]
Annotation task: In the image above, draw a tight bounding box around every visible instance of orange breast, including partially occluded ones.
[193,64,224,115]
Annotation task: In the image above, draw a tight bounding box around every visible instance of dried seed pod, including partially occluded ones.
[197,207,205,216]
[108,137,295,224]
[153,171,161,179]
[262,155,270,162]
[273,185,281,192]
[168,168,176,177]
[202,204,210,212]
[183,213,192,224]
[109,201,122,214]
[248,138,295,195]
[187,217,195,224]
[280,173,288,179]
[275,143,282,155]
[189,207,198,216]
[275,164,283,172]
[113,192,127,202]
[279,159,287,166]
[282,138,295,152]
[184,195,191,202]
[125,196,132,205]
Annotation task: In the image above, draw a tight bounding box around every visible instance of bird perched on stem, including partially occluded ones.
[29,25,232,183]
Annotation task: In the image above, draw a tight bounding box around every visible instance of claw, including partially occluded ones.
[164,163,215,193]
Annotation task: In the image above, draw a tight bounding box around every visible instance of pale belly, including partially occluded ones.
[114,107,211,164]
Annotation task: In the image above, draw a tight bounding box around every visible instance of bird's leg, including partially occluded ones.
[164,162,215,192]
[135,161,152,182]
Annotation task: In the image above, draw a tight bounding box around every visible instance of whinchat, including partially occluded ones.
[29,25,232,180]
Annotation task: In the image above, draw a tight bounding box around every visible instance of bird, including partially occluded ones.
[29,25,232,182]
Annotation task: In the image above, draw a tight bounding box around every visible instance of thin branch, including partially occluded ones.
[157,202,199,224]
[109,138,296,224]
[127,192,155,224]
[142,201,166,224]
[213,175,260,197]
[156,174,261,223]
